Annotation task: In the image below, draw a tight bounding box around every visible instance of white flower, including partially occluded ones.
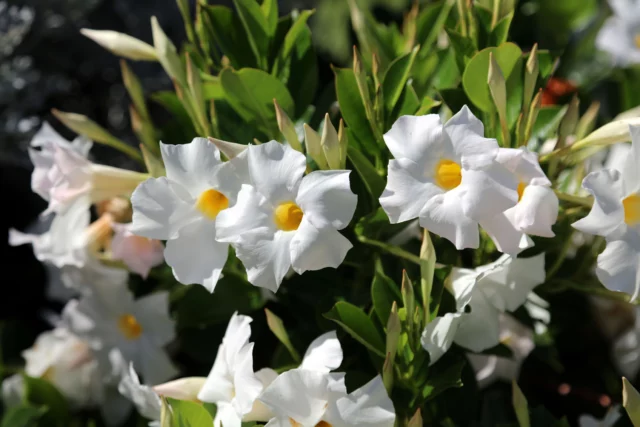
[62,282,177,385]
[483,147,559,253]
[1,374,24,408]
[131,138,242,292]
[421,254,545,364]
[466,314,535,388]
[259,372,395,427]
[380,106,519,250]
[80,29,158,61]
[118,363,162,425]
[21,328,103,408]
[28,122,147,215]
[596,0,640,66]
[216,141,357,291]
[111,222,164,278]
[578,406,622,427]
[197,312,274,427]
[572,125,640,299]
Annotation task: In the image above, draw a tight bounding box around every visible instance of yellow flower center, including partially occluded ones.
[196,189,229,220]
[623,193,640,225]
[118,314,143,340]
[434,159,462,190]
[635,34,640,49]
[517,181,527,202]
[274,202,303,231]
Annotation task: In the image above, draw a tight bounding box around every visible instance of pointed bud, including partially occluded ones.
[121,60,150,122]
[274,99,302,153]
[160,397,172,427]
[151,16,187,86]
[386,302,401,364]
[419,229,436,323]
[512,381,530,427]
[208,137,247,159]
[382,352,394,394]
[623,377,640,425]
[408,409,423,427]
[575,101,600,140]
[81,29,157,61]
[558,95,580,148]
[304,124,329,170]
[337,119,348,169]
[523,44,539,113]
[401,271,415,335]
[52,109,118,145]
[265,308,301,363]
[488,52,507,116]
[524,90,542,144]
[154,377,206,402]
[321,114,341,170]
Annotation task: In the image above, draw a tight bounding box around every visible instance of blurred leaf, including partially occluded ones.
[260,0,278,37]
[0,405,46,427]
[432,49,460,90]
[273,10,314,76]
[506,57,524,128]
[201,5,257,69]
[151,91,198,142]
[169,398,213,426]
[416,96,442,115]
[513,381,530,427]
[537,51,556,79]
[391,85,421,119]
[532,106,567,139]
[491,12,514,46]
[141,144,166,177]
[372,265,402,325]
[265,308,301,362]
[233,0,270,69]
[23,375,70,427]
[446,29,477,71]
[462,43,522,112]
[423,353,465,400]
[324,301,386,357]
[347,143,385,201]
[623,377,640,425]
[220,67,294,138]
[383,47,419,113]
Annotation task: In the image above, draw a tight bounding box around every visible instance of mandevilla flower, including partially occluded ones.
[596,0,640,67]
[131,138,242,292]
[118,363,162,426]
[380,106,519,251]
[572,125,640,300]
[421,254,545,364]
[259,372,395,427]
[62,282,177,385]
[216,141,357,291]
[111,222,164,278]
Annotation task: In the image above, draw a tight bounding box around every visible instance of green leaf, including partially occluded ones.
[491,12,514,45]
[532,106,567,139]
[390,84,421,119]
[513,381,531,427]
[382,47,419,113]
[265,308,301,362]
[506,57,524,128]
[141,144,166,177]
[324,301,385,357]
[260,0,278,37]
[346,143,385,201]
[201,5,257,69]
[462,43,523,112]
[220,67,295,138]
[422,354,465,401]
[416,96,442,115]
[537,50,556,79]
[371,264,402,326]
[438,88,470,115]
[273,10,314,76]
[169,398,213,426]
[234,0,270,69]
[446,29,477,71]
[0,405,46,427]
[151,91,198,142]
[23,375,70,427]
[623,377,640,426]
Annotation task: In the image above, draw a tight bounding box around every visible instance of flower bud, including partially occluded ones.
[321,114,341,170]
[154,377,207,402]
[208,137,247,160]
[81,29,158,61]
[274,100,302,153]
[303,124,329,170]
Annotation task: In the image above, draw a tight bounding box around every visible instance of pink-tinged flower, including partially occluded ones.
[111,223,164,278]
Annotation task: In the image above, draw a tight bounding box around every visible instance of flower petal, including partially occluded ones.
[453,293,501,352]
[572,169,625,237]
[164,219,228,292]
[214,401,243,427]
[296,170,357,230]
[233,343,264,416]
[247,141,306,204]
[418,189,480,250]
[160,138,222,195]
[444,105,499,169]
[420,312,464,365]
[380,158,441,223]
[479,213,531,255]
[495,147,551,185]
[131,177,198,240]
[216,184,274,244]
[139,340,179,385]
[624,125,640,194]
[290,218,352,274]
[596,231,640,300]
[382,114,444,162]
[509,185,558,237]
[134,291,175,347]
[328,376,395,427]
[459,166,518,220]
[300,331,343,373]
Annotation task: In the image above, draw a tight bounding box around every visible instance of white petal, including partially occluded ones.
[296,170,357,230]
[382,114,444,162]
[300,331,343,373]
[214,401,243,427]
[164,218,228,291]
[139,341,178,385]
[420,313,464,365]
[459,166,518,221]
[118,364,162,421]
[198,347,235,404]
[216,184,273,244]
[572,170,625,237]
[259,369,330,425]
[596,16,640,67]
[290,218,352,274]
[134,292,175,347]
[508,186,558,238]
[247,141,306,204]
[479,213,530,255]
[160,138,222,195]
[624,125,640,194]
[596,231,640,300]
[444,105,499,169]
[418,189,480,250]
[495,147,551,185]
[454,293,501,352]
[111,223,164,278]
[232,344,264,417]
[131,177,198,240]
[380,158,442,223]
[234,229,295,291]
[328,376,395,427]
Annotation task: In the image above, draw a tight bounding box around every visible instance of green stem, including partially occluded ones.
[359,236,423,265]
[554,190,593,208]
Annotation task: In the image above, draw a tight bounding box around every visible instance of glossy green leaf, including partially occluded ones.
[462,43,523,112]
[513,381,531,427]
[233,0,270,69]
[532,106,567,139]
[23,375,70,427]
[273,10,314,75]
[491,12,514,46]
[416,96,442,115]
[422,354,465,400]
[169,398,213,426]
[265,308,301,362]
[324,301,385,357]
[371,265,402,325]
[382,47,419,113]
[261,0,278,37]
[201,5,257,69]
[220,67,294,137]
[346,144,385,201]
[0,405,46,427]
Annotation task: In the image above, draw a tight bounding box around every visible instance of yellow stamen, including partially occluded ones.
[316,422,332,427]
[517,182,527,202]
[623,193,640,225]
[274,202,303,231]
[196,189,229,220]
[118,314,143,340]
[635,34,640,49]
[434,159,462,190]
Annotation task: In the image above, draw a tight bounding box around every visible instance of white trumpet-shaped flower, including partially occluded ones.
[118,363,162,426]
[216,141,357,291]
[596,0,640,67]
[421,254,545,364]
[131,138,242,292]
[481,147,558,253]
[111,222,164,278]
[197,312,276,427]
[259,372,395,427]
[62,281,177,385]
[572,125,640,300]
[380,106,519,250]
[28,122,147,215]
